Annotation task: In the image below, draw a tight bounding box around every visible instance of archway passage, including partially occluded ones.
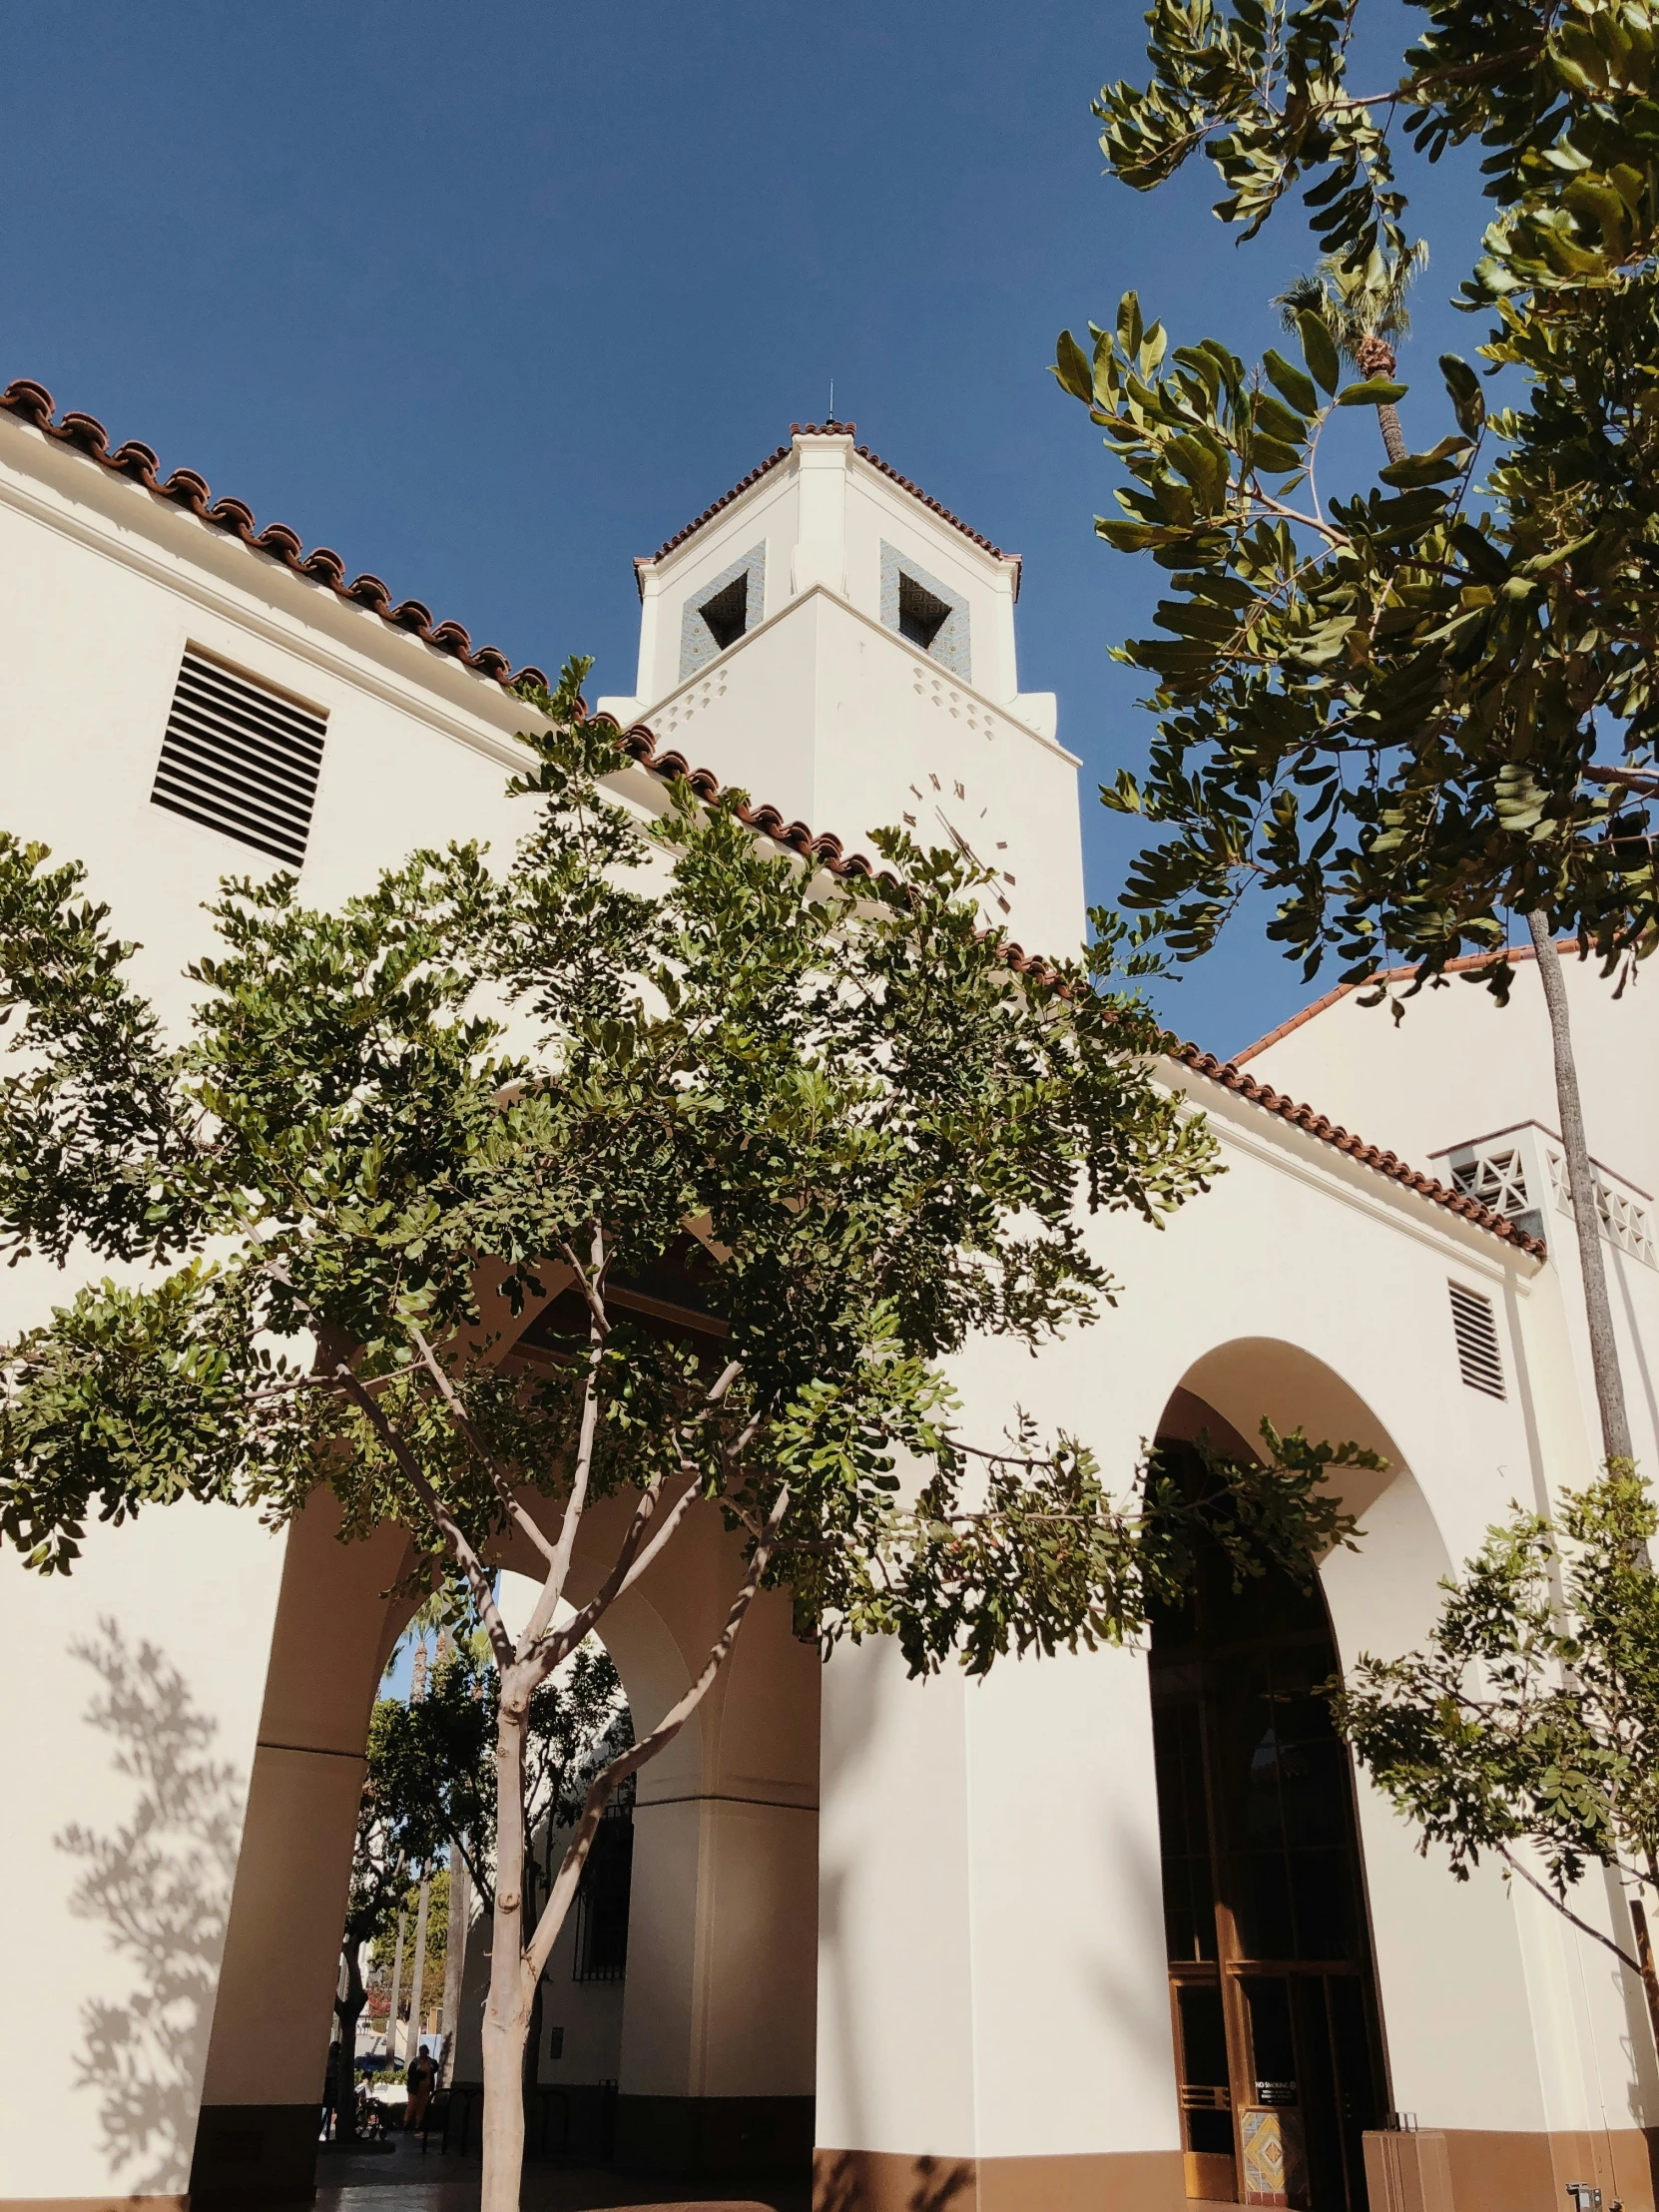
[1151,1433,1384,2212]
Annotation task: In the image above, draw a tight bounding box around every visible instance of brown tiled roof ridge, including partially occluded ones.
[0,378,549,694]
[582,703,1545,1264]
[1170,1041,1546,1259]
[637,420,1021,591]
[1235,940,1581,1064]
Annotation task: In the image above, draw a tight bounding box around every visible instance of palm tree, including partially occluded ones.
[1276,244,1429,465]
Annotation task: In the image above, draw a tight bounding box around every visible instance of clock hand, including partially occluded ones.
[934,806,1011,915]
[934,806,981,867]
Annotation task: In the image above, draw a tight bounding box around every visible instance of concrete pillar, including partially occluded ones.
[814,1633,1186,2212]
[594,1522,822,2176]
[189,1496,411,2211]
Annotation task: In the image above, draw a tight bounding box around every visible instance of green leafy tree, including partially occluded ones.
[371,1867,450,2049]
[1333,1469,1659,2047]
[370,1631,631,2100]
[332,1698,445,2139]
[1052,0,1659,1471]
[0,664,1366,2212]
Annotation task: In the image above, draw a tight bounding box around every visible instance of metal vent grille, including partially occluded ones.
[151,650,326,867]
[1448,1282,1505,1398]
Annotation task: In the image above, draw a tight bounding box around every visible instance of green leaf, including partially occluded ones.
[1053,330,1094,404]
[1298,309,1341,397]
[1250,434,1305,475]
[1439,354,1485,437]
[1254,391,1309,445]
[1262,348,1320,418]
[1337,379,1408,407]
[1378,437,1473,488]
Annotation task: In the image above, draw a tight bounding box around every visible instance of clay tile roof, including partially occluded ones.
[635,421,1022,598]
[1169,1042,1547,1258]
[582,699,1542,1262]
[0,378,547,694]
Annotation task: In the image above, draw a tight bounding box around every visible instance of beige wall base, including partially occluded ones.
[1361,2127,1659,2212]
[814,2146,1186,2212]
[1441,2126,1659,2212]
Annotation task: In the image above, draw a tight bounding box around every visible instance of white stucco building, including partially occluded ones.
[1,389,1656,2212]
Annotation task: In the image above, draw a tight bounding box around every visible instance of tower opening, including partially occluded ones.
[1151,1434,1384,2212]
[896,569,950,653]
[699,574,750,653]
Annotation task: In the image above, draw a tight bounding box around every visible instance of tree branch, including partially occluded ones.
[521,1483,791,1990]
[325,1350,514,1669]
[407,1322,560,1574]
[555,1236,611,1340]
[1497,1845,1646,1976]
[1586,766,1659,795]
[521,1223,608,1658]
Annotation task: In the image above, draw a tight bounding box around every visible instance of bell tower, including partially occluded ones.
[595,424,1085,957]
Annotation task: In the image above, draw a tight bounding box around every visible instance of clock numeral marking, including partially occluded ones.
[928,773,941,790]
[953,780,965,800]
[902,813,916,827]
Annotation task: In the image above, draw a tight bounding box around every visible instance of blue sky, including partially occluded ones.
[0,2,1494,1057]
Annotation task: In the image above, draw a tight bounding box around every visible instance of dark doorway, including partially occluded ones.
[1151,1440,1384,2211]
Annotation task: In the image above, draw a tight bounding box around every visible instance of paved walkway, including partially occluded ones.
[314,2131,809,2212]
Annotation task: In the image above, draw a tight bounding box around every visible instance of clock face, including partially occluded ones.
[902,775,1016,915]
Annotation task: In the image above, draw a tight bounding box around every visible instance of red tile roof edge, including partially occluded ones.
[0,376,1540,1263]
[1169,1043,1547,1258]
[1235,943,1558,1065]
[582,705,1545,1264]
[635,422,1022,597]
[0,378,549,695]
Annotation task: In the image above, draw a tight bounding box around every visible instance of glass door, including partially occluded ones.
[1172,1972,1236,2202]
[1150,1438,1386,2212]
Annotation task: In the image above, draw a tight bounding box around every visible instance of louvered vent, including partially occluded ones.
[1448,1282,1505,1398]
[151,650,326,867]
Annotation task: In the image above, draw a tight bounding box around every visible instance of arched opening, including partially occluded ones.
[1152,1375,1389,2212]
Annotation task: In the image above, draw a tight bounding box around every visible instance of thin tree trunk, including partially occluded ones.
[1376,402,1406,464]
[1527,912,1635,1465]
[441,1845,468,2086]
[480,1691,533,2212]
[407,1871,432,2066]
[1630,1899,1659,2056]
[386,1906,405,2066]
[333,1948,366,2144]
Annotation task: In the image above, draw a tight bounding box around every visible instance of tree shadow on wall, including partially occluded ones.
[56,1619,243,2196]
[814,2150,976,2212]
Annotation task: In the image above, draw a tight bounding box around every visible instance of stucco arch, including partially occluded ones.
[1155,1338,1552,2162]
[190,1473,821,2207]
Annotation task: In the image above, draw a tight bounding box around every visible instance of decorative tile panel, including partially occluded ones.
[879,540,970,681]
[678,541,767,681]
